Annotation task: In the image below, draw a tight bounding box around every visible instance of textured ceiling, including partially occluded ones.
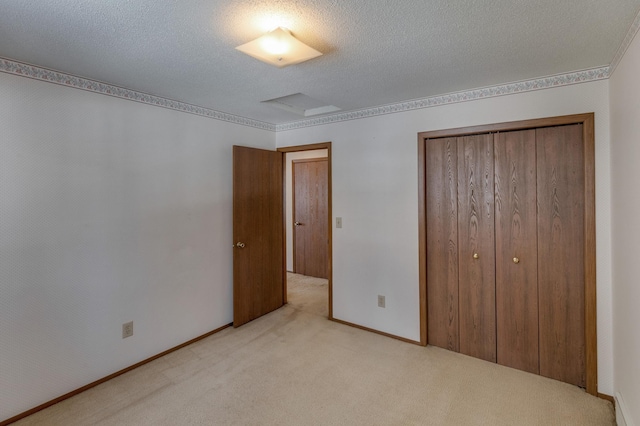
[1,0,639,125]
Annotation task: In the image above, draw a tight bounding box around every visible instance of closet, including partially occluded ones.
[419,114,596,393]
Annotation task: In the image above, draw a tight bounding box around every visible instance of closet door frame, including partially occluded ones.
[417,113,597,395]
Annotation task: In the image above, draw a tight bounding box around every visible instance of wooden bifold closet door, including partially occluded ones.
[494,129,539,374]
[536,124,586,386]
[457,134,496,363]
[426,123,586,388]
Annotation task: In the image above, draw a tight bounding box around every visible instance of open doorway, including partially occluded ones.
[278,143,332,319]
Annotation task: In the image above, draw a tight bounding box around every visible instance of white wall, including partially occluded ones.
[285,149,328,271]
[0,63,622,423]
[0,72,275,421]
[610,28,640,426]
[276,80,614,394]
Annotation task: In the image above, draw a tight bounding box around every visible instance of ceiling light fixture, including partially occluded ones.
[235,27,322,68]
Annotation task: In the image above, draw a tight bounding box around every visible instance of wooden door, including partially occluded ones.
[536,124,586,387]
[457,134,496,363]
[233,146,284,327]
[494,130,539,373]
[426,137,459,351]
[293,158,329,279]
[419,114,596,394]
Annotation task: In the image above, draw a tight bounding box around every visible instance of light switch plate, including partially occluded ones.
[336,217,342,228]
[122,321,133,338]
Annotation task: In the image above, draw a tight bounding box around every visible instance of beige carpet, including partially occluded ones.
[14,273,614,425]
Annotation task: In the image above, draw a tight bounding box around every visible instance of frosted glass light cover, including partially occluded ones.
[236,27,322,68]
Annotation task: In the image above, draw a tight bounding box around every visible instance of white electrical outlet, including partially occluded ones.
[378,295,385,308]
[122,321,133,339]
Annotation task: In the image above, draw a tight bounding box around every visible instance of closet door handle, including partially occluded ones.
[473,253,479,259]
[513,257,520,264]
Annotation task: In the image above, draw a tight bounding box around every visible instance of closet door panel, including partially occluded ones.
[537,124,586,387]
[457,134,496,362]
[494,130,539,374]
[426,137,459,351]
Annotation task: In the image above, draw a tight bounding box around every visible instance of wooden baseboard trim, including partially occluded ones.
[330,318,421,346]
[0,323,233,426]
[597,392,615,405]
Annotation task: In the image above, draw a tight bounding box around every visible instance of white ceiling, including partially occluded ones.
[1,0,639,125]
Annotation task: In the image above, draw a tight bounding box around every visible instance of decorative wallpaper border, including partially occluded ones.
[275,66,610,132]
[0,57,612,133]
[0,57,276,132]
[609,5,640,75]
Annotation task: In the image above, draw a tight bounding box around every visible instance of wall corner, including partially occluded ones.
[616,392,635,426]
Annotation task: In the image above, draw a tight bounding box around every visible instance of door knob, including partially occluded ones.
[513,257,520,264]
[294,222,302,226]
[236,242,246,248]
[473,253,479,259]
